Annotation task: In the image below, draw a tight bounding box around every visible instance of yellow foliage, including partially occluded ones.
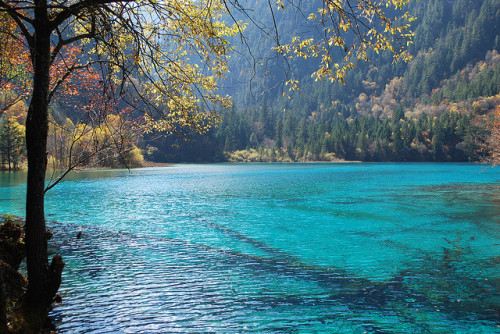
[275,0,415,87]
[72,0,242,136]
[126,146,145,167]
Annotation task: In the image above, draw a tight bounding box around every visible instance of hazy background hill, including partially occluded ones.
[220,0,500,107]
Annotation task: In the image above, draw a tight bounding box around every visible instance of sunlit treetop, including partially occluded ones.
[72,0,244,134]
[271,0,415,91]
[0,12,31,111]
[0,0,242,134]
[0,0,415,130]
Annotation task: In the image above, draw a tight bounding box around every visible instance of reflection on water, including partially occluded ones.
[0,163,499,332]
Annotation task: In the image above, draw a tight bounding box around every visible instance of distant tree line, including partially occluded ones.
[0,107,145,171]
[136,0,497,164]
[1,0,499,166]
[144,101,485,163]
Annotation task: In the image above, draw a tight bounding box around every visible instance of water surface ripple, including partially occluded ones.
[0,163,498,332]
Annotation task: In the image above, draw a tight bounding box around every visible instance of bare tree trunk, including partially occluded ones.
[25,5,50,308]
[24,0,64,316]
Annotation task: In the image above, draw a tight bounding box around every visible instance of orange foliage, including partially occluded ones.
[50,45,101,98]
[0,15,31,111]
[486,106,500,165]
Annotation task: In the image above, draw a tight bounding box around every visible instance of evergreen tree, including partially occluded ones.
[0,116,25,171]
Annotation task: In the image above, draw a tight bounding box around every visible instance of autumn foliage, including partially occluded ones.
[0,38,145,172]
[0,14,31,114]
[485,106,500,165]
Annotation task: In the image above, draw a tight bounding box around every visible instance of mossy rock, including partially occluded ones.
[0,222,26,270]
[0,219,28,333]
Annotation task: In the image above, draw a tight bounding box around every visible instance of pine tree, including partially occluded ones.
[0,116,25,171]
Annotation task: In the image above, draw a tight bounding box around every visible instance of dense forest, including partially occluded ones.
[143,0,500,163]
[1,0,499,167]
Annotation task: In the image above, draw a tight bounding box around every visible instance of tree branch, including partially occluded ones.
[49,0,134,31]
[0,1,34,48]
[51,16,96,64]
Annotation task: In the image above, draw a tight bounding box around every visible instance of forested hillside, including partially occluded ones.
[144,0,500,163]
[1,0,499,167]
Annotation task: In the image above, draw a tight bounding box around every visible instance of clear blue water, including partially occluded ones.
[0,163,499,333]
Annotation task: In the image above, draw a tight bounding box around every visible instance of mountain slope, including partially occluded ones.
[143,0,500,162]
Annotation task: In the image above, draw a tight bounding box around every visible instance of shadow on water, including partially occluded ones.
[47,217,500,332]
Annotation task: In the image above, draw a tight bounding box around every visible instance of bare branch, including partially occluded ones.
[0,1,34,48]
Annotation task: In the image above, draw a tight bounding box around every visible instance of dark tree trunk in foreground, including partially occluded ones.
[24,0,64,318]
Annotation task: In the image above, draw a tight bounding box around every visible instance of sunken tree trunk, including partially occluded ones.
[24,0,64,322]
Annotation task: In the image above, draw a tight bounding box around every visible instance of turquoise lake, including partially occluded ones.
[0,163,499,332]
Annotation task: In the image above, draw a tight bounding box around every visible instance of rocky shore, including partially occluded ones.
[0,216,60,333]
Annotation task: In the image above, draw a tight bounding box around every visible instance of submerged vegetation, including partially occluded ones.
[44,186,500,332]
[1,163,499,331]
